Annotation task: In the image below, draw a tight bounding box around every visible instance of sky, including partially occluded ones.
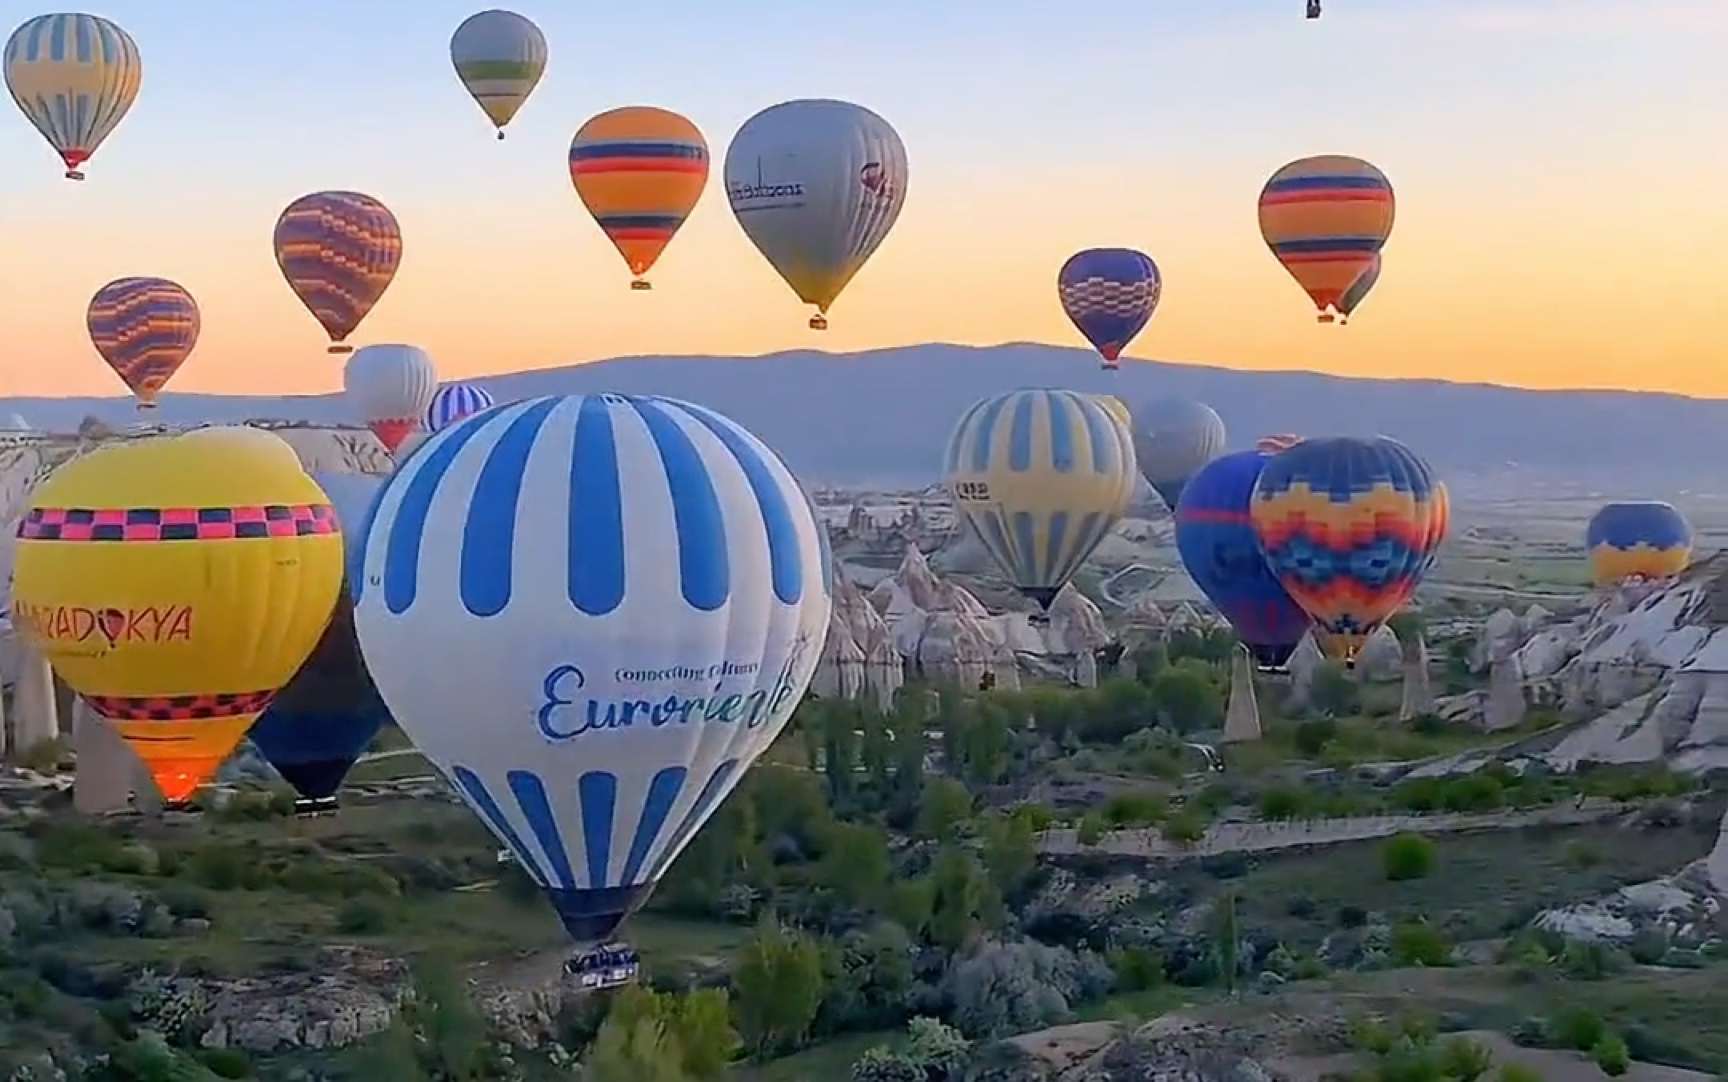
[1,0,1724,400]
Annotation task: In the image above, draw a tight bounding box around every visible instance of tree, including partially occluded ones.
[1382,833,1437,881]
[914,778,974,840]
[979,811,1037,898]
[1310,661,1360,716]
[1146,668,1223,733]
[603,986,740,1081]
[733,919,826,1058]
[928,848,1000,952]
[583,1015,689,1082]
[817,822,893,909]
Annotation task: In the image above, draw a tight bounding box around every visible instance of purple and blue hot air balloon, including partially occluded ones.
[1175,450,1312,670]
[1057,248,1162,370]
[426,381,496,433]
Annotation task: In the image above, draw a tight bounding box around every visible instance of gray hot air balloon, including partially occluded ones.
[1133,398,1227,510]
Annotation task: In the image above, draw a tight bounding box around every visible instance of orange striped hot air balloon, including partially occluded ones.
[569,106,709,290]
[1258,155,1394,323]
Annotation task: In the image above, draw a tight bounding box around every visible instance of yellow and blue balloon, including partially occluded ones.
[1586,502,1691,588]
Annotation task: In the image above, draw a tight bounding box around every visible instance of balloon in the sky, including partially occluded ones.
[571,106,709,290]
[1132,399,1227,511]
[1175,451,1311,670]
[1585,501,1691,588]
[4,13,141,180]
[86,277,200,409]
[248,472,391,808]
[11,428,343,803]
[1256,433,1303,454]
[274,191,403,354]
[449,9,547,139]
[724,98,907,329]
[1250,436,1442,664]
[1258,155,1394,322]
[1057,248,1162,370]
[1336,253,1381,322]
[353,394,831,947]
[944,389,1136,611]
[426,382,495,433]
[345,344,438,452]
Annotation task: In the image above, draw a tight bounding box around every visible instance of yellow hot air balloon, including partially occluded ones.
[4,13,142,181]
[11,427,343,803]
[1090,394,1132,434]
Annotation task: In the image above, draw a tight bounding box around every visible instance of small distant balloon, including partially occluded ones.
[1336,253,1380,322]
[345,345,437,453]
[1258,155,1394,323]
[273,191,403,354]
[1057,248,1162,370]
[450,10,547,140]
[1256,433,1303,454]
[86,277,200,409]
[1586,501,1692,588]
[1132,399,1227,511]
[724,99,907,330]
[4,13,141,180]
[426,382,495,433]
[570,106,709,290]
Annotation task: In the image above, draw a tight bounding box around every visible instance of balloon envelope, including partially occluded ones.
[273,191,403,351]
[1057,248,1161,367]
[1256,433,1303,454]
[1132,399,1227,510]
[724,99,907,326]
[1337,253,1381,318]
[345,344,438,452]
[353,394,832,945]
[449,9,547,135]
[944,389,1136,610]
[571,106,709,284]
[86,277,201,407]
[1175,451,1311,669]
[4,13,141,178]
[11,428,344,801]
[1258,155,1394,319]
[1586,501,1691,588]
[426,382,496,433]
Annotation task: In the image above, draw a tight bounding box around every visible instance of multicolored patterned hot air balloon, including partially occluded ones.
[944,389,1137,611]
[1258,155,1394,323]
[1256,433,1303,454]
[1132,399,1227,511]
[426,381,495,433]
[1057,248,1162,370]
[1176,451,1311,671]
[449,9,547,140]
[273,191,403,354]
[86,277,200,409]
[1585,501,1692,588]
[1249,436,1442,665]
[1336,253,1380,322]
[570,106,709,290]
[4,13,141,180]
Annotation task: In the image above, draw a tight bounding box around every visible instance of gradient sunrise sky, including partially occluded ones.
[0,0,1722,400]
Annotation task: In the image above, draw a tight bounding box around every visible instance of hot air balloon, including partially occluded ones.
[274,191,403,354]
[724,99,907,329]
[11,428,343,804]
[426,382,496,433]
[345,344,437,453]
[571,106,709,291]
[353,394,830,968]
[1133,399,1227,511]
[1250,436,1442,665]
[4,13,141,180]
[450,9,546,140]
[1090,395,1131,434]
[1258,155,1394,323]
[248,473,390,813]
[1175,451,1311,670]
[1256,433,1303,454]
[1336,253,1380,323]
[943,389,1136,611]
[86,277,200,409]
[1585,501,1691,588]
[1057,249,1162,370]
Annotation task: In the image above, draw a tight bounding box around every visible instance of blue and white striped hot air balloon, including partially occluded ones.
[352,394,831,956]
[426,381,495,433]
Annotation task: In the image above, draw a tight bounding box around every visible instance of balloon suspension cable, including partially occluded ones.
[630,279,652,291]
[808,314,828,330]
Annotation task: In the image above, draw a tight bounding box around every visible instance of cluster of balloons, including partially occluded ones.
[12,394,832,958]
[945,394,1448,667]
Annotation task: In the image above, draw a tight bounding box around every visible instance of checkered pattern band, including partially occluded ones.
[85,689,277,721]
[18,504,336,542]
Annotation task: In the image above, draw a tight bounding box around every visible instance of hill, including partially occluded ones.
[5,343,1723,484]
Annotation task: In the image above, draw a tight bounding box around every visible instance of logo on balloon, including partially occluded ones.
[859,162,895,201]
[12,602,193,656]
[727,158,806,209]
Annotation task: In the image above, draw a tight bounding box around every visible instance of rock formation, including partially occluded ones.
[1222,645,1261,743]
[1399,632,1434,720]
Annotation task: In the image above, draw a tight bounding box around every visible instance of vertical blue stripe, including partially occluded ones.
[969,394,1011,473]
[1008,394,1035,473]
[651,759,739,881]
[382,406,508,616]
[1012,512,1039,584]
[677,400,804,606]
[1079,396,1114,475]
[577,771,617,889]
[620,767,687,887]
[568,396,627,616]
[630,398,729,612]
[461,398,560,617]
[978,515,1016,581]
[1048,392,1077,473]
[451,766,552,885]
[507,769,577,890]
[1043,512,1070,587]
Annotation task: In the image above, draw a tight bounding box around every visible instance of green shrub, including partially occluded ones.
[1258,784,1311,820]
[1381,833,1436,881]
[1293,719,1339,756]
[1436,1036,1493,1082]
[335,898,391,935]
[1590,1035,1629,1077]
[1497,1065,1544,1082]
[1391,921,1449,966]
[1550,1006,1605,1051]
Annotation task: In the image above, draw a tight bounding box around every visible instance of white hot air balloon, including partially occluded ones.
[353,394,832,969]
[343,344,438,453]
[1133,398,1226,511]
[724,98,907,330]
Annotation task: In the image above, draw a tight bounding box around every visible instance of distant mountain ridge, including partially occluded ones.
[4,344,1720,485]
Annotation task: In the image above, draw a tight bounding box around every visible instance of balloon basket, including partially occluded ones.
[630,279,652,291]
[292,797,340,818]
[808,314,828,330]
[496,130,506,141]
[328,344,353,355]
[564,943,640,991]
[1317,312,1336,324]
[65,171,85,182]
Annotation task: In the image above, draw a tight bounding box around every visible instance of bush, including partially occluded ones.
[1293,719,1339,756]
[1497,1066,1544,1082]
[335,899,390,934]
[1437,1036,1493,1082]
[1390,921,1448,966]
[1550,1006,1605,1051]
[1382,833,1436,881]
[1258,785,1311,820]
[1338,905,1369,928]
[1590,1035,1629,1077]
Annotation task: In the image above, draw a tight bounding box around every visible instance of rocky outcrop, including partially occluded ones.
[1399,633,1434,719]
[1223,645,1261,743]
[983,1014,1289,1082]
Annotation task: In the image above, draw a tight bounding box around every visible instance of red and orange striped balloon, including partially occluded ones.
[569,106,709,290]
[1257,155,1394,323]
